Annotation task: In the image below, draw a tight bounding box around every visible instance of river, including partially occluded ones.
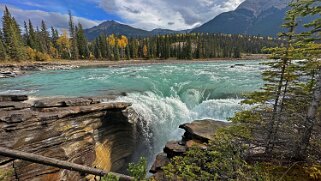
[0,60,266,167]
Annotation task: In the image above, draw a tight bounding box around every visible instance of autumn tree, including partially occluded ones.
[118,35,128,59]
[57,30,71,59]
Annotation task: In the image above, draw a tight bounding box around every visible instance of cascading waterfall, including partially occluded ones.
[117,90,248,166]
[0,60,266,167]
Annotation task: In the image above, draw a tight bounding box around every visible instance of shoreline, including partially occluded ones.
[0,54,269,68]
[0,54,269,78]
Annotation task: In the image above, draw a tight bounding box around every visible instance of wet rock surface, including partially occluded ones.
[0,95,140,181]
[180,119,229,142]
[150,119,230,180]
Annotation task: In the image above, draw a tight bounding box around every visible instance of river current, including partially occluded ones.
[0,60,265,166]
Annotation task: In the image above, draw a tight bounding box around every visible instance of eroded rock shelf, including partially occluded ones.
[0,95,140,181]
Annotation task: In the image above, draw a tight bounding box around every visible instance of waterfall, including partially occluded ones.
[117,90,247,166]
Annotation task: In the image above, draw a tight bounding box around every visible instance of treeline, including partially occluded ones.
[91,33,283,60]
[0,6,283,62]
[0,7,89,61]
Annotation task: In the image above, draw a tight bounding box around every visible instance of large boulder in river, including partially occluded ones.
[179,119,230,142]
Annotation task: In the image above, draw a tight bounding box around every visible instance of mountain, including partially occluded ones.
[192,0,292,36]
[84,21,191,40]
[84,20,149,40]
[85,0,293,40]
[150,28,192,35]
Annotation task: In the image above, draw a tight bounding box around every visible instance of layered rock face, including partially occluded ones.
[150,120,229,180]
[0,95,140,181]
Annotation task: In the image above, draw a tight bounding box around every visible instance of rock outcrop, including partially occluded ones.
[0,64,78,78]
[150,119,230,180]
[0,95,141,181]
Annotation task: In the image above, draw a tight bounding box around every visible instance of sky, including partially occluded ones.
[0,0,245,31]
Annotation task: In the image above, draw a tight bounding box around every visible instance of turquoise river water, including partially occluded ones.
[0,60,266,166]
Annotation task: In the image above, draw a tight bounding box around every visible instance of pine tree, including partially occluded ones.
[69,11,79,60]
[0,29,7,60]
[292,0,321,160]
[257,4,299,154]
[23,21,29,45]
[76,23,90,59]
[40,20,50,54]
[28,19,37,50]
[51,27,59,48]
[2,7,24,61]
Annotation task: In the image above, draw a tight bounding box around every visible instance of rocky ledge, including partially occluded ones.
[150,120,230,180]
[0,95,141,181]
[0,64,78,78]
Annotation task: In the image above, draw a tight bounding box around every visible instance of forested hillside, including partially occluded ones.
[0,7,282,62]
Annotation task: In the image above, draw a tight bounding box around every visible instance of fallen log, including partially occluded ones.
[0,146,134,181]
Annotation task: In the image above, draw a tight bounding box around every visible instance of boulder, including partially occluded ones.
[185,140,207,150]
[164,141,187,158]
[150,153,170,174]
[179,119,230,142]
[150,119,231,179]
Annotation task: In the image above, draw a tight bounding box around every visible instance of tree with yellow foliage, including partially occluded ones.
[56,30,71,59]
[118,35,128,59]
[107,34,116,47]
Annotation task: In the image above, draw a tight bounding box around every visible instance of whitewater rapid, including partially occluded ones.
[117,91,248,166]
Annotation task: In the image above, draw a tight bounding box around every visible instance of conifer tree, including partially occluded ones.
[23,21,29,45]
[2,7,24,61]
[28,19,37,50]
[263,3,299,154]
[292,0,321,160]
[0,29,7,60]
[39,20,50,54]
[76,23,90,59]
[69,11,79,60]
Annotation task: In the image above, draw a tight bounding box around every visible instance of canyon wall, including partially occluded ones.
[0,95,141,181]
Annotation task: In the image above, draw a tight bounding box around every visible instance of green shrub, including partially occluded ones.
[0,168,13,181]
[128,157,147,181]
[100,174,119,181]
[163,128,269,181]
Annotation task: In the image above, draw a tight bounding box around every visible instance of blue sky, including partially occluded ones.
[0,0,245,30]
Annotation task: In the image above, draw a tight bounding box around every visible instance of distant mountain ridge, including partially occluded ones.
[84,21,191,40]
[84,0,292,40]
[192,0,292,36]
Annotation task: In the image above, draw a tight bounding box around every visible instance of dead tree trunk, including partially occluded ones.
[0,146,134,181]
[295,67,321,160]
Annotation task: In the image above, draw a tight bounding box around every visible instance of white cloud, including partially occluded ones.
[0,4,101,32]
[99,0,245,30]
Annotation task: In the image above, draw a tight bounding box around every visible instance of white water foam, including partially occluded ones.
[115,91,247,166]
